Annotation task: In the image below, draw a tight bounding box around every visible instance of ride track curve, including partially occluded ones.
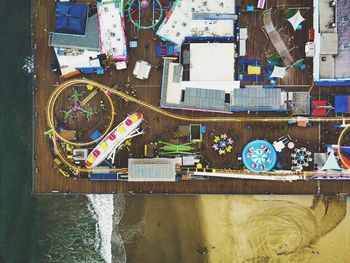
[337,124,350,169]
[47,78,350,175]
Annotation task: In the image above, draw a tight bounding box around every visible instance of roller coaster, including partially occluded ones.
[47,78,350,176]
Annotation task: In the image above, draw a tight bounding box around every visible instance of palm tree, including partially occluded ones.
[84,105,95,121]
[173,129,181,139]
[63,109,74,121]
[103,53,116,69]
[71,89,83,104]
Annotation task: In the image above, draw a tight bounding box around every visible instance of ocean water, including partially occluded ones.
[0,1,123,262]
[0,0,37,262]
[34,195,126,263]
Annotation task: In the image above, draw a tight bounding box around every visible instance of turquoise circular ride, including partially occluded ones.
[242,140,277,172]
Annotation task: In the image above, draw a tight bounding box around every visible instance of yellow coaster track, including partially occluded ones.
[47,79,350,176]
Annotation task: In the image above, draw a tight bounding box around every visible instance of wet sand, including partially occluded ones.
[119,196,205,263]
[119,196,350,263]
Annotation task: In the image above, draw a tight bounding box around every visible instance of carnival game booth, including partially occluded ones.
[242,140,277,172]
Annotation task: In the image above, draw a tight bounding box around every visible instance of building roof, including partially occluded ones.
[190,43,235,81]
[335,95,350,113]
[128,158,176,182]
[50,14,99,50]
[55,2,88,35]
[291,92,310,115]
[156,0,235,45]
[160,60,241,112]
[320,33,338,55]
[97,1,127,60]
[183,88,226,110]
[231,86,287,111]
[54,48,101,77]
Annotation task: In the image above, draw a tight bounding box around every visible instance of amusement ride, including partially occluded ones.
[46,79,350,176]
[126,0,164,30]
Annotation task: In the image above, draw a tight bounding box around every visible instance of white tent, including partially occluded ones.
[321,148,342,171]
[270,66,286,79]
[133,60,152,80]
[287,10,305,31]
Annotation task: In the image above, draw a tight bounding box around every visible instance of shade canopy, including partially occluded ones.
[55,2,88,35]
[247,65,261,75]
[321,148,342,171]
[269,66,286,79]
[287,10,305,31]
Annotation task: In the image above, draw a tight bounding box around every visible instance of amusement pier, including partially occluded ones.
[33,0,350,194]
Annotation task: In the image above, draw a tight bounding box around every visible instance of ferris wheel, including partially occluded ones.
[126,0,164,30]
[291,147,312,168]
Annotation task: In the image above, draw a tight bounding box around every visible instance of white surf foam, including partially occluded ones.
[22,55,34,74]
[87,194,114,263]
[112,195,127,263]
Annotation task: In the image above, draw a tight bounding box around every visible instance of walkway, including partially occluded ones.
[262,9,294,66]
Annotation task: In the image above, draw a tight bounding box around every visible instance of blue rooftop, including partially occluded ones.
[55,2,88,35]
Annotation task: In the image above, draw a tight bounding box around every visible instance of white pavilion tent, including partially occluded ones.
[287,10,305,31]
[321,148,342,171]
[270,66,287,79]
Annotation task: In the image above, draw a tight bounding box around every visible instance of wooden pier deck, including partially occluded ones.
[32,0,350,195]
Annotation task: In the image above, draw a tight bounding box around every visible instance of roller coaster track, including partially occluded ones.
[337,124,350,169]
[81,89,98,106]
[47,79,350,176]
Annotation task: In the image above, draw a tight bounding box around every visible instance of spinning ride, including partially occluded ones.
[212,133,234,155]
[242,140,277,172]
[291,147,312,168]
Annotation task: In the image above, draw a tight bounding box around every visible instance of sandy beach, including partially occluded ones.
[119,196,350,263]
[119,196,206,263]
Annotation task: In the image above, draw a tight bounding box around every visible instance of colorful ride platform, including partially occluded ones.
[242,140,277,172]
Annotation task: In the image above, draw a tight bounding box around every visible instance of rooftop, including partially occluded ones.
[97,0,127,60]
[316,0,350,80]
[156,0,235,45]
[54,2,88,35]
[189,43,235,81]
[50,14,99,50]
[128,158,176,182]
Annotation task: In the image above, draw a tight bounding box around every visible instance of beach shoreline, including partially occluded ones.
[119,195,349,263]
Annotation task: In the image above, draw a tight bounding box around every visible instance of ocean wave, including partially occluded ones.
[114,195,126,225]
[22,55,33,74]
[87,195,114,263]
[111,232,127,263]
[112,195,127,263]
[87,195,127,263]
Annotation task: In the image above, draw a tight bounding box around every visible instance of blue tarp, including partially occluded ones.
[335,95,349,113]
[55,2,88,35]
[90,130,102,142]
[90,173,119,180]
